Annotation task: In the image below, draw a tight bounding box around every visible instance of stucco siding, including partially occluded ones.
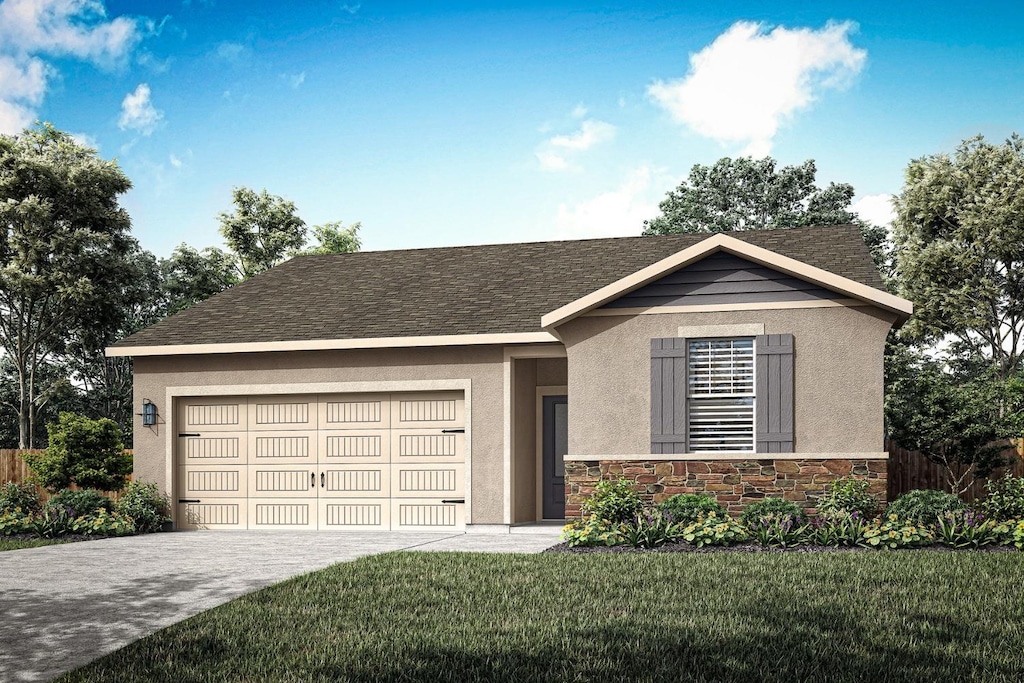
[132,345,506,524]
[558,305,896,457]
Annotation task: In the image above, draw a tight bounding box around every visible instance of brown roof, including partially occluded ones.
[113,224,884,348]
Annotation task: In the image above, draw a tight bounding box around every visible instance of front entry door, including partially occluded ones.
[542,395,568,519]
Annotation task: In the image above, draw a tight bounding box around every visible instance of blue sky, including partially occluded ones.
[2,1,1023,257]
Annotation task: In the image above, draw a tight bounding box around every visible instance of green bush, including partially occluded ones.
[581,478,642,523]
[46,489,113,517]
[116,482,171,533]
[747,512,810,548]
[561,515,624,547]
[860,514,934,549]
[70,509,136,537]
[29,507,76,538]
[817,478,880,519]
[887,489,965,524]
[23,412,132,492]
[0,482,41,515]
[657,493,727,525]
[0,509,32,536]
[621,509,682,549]
[807,510,871,547]
[739,497,806,526]
[681,512,748,547]
[934,509,1009,549]
[982,473,1024,521]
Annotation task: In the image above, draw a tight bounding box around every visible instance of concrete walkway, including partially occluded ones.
[0,529,560,682]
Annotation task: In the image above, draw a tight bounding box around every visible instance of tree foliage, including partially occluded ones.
[893,134,1024,379]
[23,412,132,492]
[218,187,307,279]
[0,124,137,447]
[159,244,238,316]
[297,221,362,256]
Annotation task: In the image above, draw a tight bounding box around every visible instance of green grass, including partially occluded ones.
[0,537,75,551]
[61,551,1024,682]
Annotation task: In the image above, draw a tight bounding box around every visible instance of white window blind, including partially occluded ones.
[687,338,754,452]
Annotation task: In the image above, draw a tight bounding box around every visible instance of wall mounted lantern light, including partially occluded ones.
[142,399,158,426]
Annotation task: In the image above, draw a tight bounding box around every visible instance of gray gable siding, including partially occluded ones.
[601,252,845,310]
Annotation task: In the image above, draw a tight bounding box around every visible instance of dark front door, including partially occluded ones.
[542,395,568,519]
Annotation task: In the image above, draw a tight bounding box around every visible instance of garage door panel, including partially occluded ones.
[178,465,247,499]
[391,499,464,531]
[319,393,390,429]
[180,398,247,432]
[179,498,247,530]
[247,466,318,498]
[248,397,317,431]
[179,433,248,465]
[319,465,390,498]
[318,429,390,463]
[318,498,390,530]
[391,392,464,429]
[250,430,317,464]
[249,498,318,530]
[391,463,465,498]
[392,429,463,463]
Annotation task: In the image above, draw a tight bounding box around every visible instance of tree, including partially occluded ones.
[159,244,238,316]
[296,221,362,256]
[892,134,1024,380]
[643,156,890,275]
[218,187,307,279]
[23,412,132,492]
[885,344,1023,493]
[0,123,135,448]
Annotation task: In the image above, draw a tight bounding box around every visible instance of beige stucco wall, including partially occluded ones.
[557,305,897,456]
[132,345,507,524]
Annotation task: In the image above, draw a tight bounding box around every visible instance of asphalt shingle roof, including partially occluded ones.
[113,224,883,348]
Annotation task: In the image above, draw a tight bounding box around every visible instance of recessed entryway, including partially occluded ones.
[541,395,567,520]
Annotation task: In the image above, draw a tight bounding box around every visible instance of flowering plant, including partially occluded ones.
[561,514,624,547]
[747,512,809,548]
[934,509,1005,548]
[860,514,934,549]
[681,512,748,548]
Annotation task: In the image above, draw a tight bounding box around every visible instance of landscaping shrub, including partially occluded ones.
[0,509,32,536]
[621,509,681,548]
[23,412,132,492]
[657,493,727,525]
[739,497,806,526]
[0,481,41,515]
[747,512,809,548]
[807,511,870,547]
[581,478,642,523]
[934,509,1011,549]
[561,515,624,547]
[1014,520,1024,550]
[981,473,1024,521]
[681,512,748,548]
[70,509,136,537]
[116,481,170,533]
[817,477,880,519]
[886,489,965,523]
[46,489,113,517]
[860,515,934,549]
[29,506,76,538]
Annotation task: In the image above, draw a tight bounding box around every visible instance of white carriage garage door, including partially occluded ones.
[176,391,466,531]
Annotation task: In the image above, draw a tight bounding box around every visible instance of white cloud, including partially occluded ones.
[648,20,866,156]
[70,131,98,149]
[168,153,182,168]
[852,193,895,227]
[555,167,659,239]
[118,83,162,135]
[214,41,250,65]
[0,0,149,134]
[536,117,616,172]
[570,103,588,119]
[284,71,306,89]
[340,3,360,14]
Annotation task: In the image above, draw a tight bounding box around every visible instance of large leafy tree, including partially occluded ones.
[643,156,889,275]
[159,244,238,316]
[218,187,308,279]
[296,221,362,256]
[0,124,137,448]
[893,134,1024,380]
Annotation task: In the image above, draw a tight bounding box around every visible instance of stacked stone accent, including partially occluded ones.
[564,458,887,519]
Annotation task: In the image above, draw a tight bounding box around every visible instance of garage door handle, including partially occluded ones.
[178,499,200,504]
[178,433,201,437]
[321,472,325,487]
[441,499,465,504]
[441,428,465,434]
[311,472,316,488]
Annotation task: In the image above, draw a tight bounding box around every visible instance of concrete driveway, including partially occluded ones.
[0,529,560,682]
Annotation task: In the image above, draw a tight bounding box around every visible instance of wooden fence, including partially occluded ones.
[1,449,133,504]
[886,439,1024,503]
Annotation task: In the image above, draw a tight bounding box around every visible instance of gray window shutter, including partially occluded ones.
[651,338,687,453]
[755,334,794,453]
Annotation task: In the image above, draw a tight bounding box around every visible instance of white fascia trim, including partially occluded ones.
[108,331,561,358]
[540,233,913,330]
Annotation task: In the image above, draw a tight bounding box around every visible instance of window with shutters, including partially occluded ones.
[687,338,755,452]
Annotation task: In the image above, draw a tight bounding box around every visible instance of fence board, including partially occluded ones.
[886,439,1024,503]
[0,449,133,504]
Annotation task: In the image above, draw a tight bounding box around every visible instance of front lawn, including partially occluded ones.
[0,537,76,551]
[61,551,1024,682]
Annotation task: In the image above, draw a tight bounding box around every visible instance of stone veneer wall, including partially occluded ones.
[564,458,887,518]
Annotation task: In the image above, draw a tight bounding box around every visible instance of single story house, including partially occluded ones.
[108,224,912,532]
